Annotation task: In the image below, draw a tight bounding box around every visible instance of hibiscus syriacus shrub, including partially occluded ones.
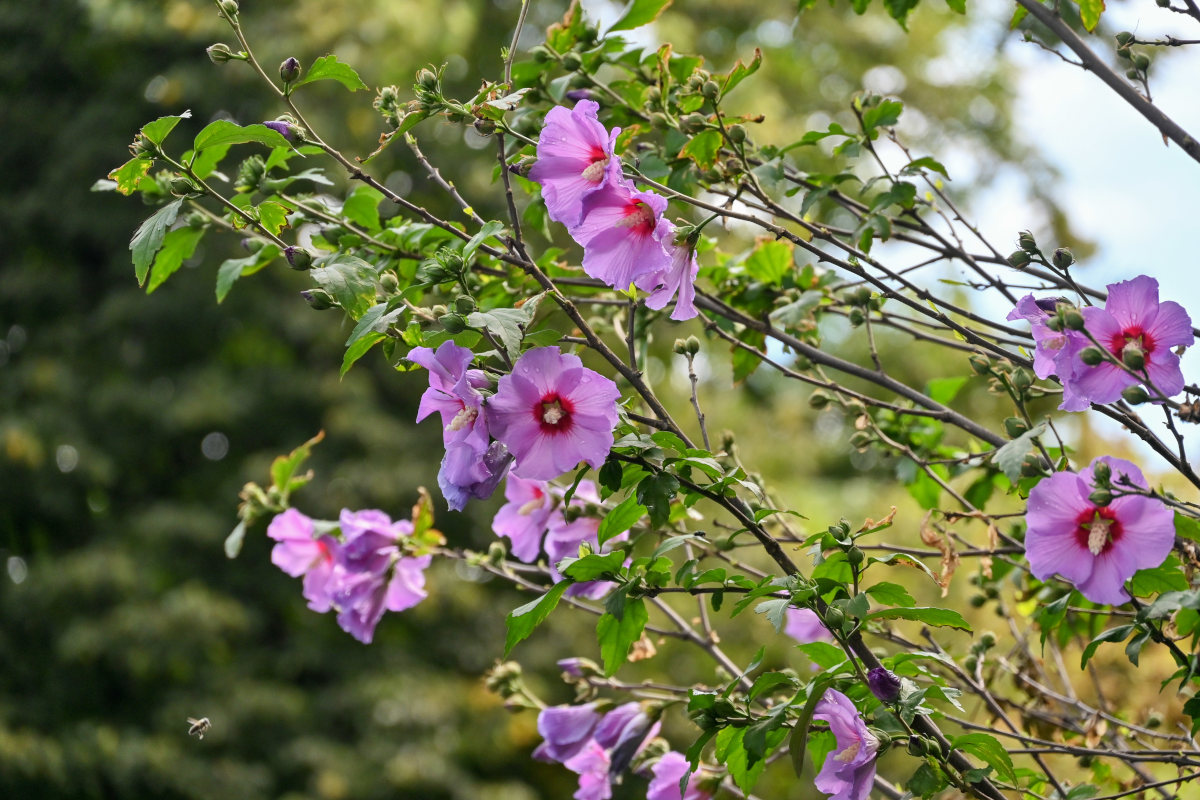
[100,0,1200,798]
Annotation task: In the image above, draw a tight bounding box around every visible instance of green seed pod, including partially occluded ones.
[1121,385,1149,405]
[1146,711,1163,729]
[561,52,583,72]
[964,654,979,672]
[727,123,746,143]
[649,112,670,130]
[1122,344,1146,370]
[809,390,831,409]
[846,546,865,567]
[1088,488,1113,507]
[1003,417,1029,438]
[1051,248,1075,270]
[1132,53,1151,70]
[1080,347,1106,366]
[1011,367,1034,391]
[1063,309,1086,330]
[870,729,893,750]
[439,313,469,334]
[185,212,207,229]
[1006,250,1032,268]
[1045,314,1064,332]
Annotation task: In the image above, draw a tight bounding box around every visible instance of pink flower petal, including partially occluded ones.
[1074,549,1133,605]
[1147,300,1195,350]
[1105,275,1159,330]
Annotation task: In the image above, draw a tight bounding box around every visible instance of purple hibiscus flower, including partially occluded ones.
[487,347,621,481]
[647,751,712,800]
[867,667,902,704]
[564,741,612,800]
[544,481,628,599]
[492,475,555,562]
[532,703,604,764]
[785,607,833,644]
[534,702,660,800]
[570,181,674,291]
[636,238,700,321]
[438,440,512,512]
[1025,455,1175,605]
[1007,294,1090,410]
[333,509,432,643]
[528,100,623,227]
[812,689,880,800]
[1071,275,1194,405]
[267,508,341,613]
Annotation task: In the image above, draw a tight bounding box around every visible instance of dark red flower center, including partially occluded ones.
[616,200,655,236]
[580,147,608,183]
[1109,325,1156,363]
[1074,505,1121,556]
[316,538,334,564]
[535,392,575,434]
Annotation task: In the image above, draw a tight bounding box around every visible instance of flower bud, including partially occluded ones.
[849,430,873,449]
[279,57,301,84]
[1146,711,1163,729]
[454,295,477,314]
[906,737,927,757]
[1063,309,1086,330]
[809,390,831,409]
[1088,488,1113,507]
[823,606,845,629]
[978,631,997,649]
[561,52,583,72]
[170,176,200,197]
[848,307,866,327]
[284,246,312,270]
[530,45,552,63]
[473,118,496,136]
[263,120,297,141]
[301,289,334,310]
[846,546,865,567]
[1126,68,1140,80]
[1017,230,1037,251]
[685,335,701,355]
[1121,385,1149,405]
[1051,248,1075,270]
[217,0,239,17]
[727,123,746,143]
[241,237,265,253]
[379,272,399,292]
[701,80,720,100]
[681,113,707,134]
[968,354,991,376]
[1006,250,1031,268]
[867,667,902,703]
[416,68,439,91]
[185,212,207,229]
[673,338,689,356]
[440,313,469,333]
[1122,343,1146,370]
[1080,347,1105,366]
[1020,454,1044,478]
[1003,417,1029,438]
[1011,367,1034,391]
[869,729,893,751]
[1045,314,1064,332]
[206,43,238,64]
[1132,53,1151,70]
[1092,461,1111,484]
[483,660,524,698]
[1115,31,1135,46]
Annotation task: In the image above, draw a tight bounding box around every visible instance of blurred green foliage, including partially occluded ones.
[0,0,1071,797]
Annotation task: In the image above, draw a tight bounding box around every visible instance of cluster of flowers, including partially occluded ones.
[533,699,713,800]
[1009,275,1193,410]
[492,476,628,598]
[529,99,699,321]
[267,507,433,643]
[1025,455,1174,605]
[411,342,620,510]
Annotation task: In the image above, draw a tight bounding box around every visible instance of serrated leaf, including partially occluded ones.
[311,255,378,318]
[504,581,570,656]
[146,226,204,293]
[991,421,1046,483]
[598,495,645,545]
[293,54,368,91]
[865,606,972,632]
[951,733,1016,783]
[721,48,762,96]
[141,110,191,145]
[1129,560,1188,596]
[108,157,153,195]
[755,598,790,632]
[215,244,280,302]
[597,595,648,675]
[256,201,290,236]
[608,0,673,32]
[768,290,823,327]
[193,120,293,153]
[678,130,722,169]
[744,239,793,286]
[342,185,385,232]
[130,199,183,285]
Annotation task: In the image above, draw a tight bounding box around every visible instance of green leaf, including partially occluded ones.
[925,376,968,405]
[108,157,152,195]
[146,226,204,293]
[951,733,1016,783]
[504,581,570,656]
[608,0,673,32]
[1075,0,1104,31]
[341,303,403,377]
[189,143,231,180]
[906,464,945,510]
[636,472,680,528]
[720,48,762,96]
[754,598,790,632]
[944,0,966,13]
[1010,4,1028,27]
[598,495,646,545]
[215,244,280,302]
[744,239,793,286]
[141,110,191,145]
[862,99,903,131]
[311,255,378,318]
[901,155,950,178]
[341,332,387,376]
[560,551,626,582]
[292,54,369,91]
[1129,560,1188,596]
[193,120,293,153]
[865,606,972,632]
[130,199,183,286]
[343,185,385,232]
[794,642,847,669]
[769,290,823,328]
[788,677,833,778]
[865,581,916,607]
[464,220,506,261]
[270,430,325,496]
[466,303,541,361]
[678,130,723,169]
[256,201,290,236]
[908,761,950,798]
[992,421,1047,483]
[597,595,648,675]
[1175,511,1200,542]
[1080,624,1135,669]
[224,520,247,559]
[882,0,921,29]
[1184,696,1200,736]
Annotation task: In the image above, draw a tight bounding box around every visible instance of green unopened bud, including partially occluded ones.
[1006,250,1031,268]
[649,112,670,130]
[681,113,707,134]
[1051,248,1075,270]
[1121,385,1149,405]
[1132,53,1151,70]
[1017,230,1037,251]
[1092,461,1111,484]
[1063,309,1086,330]
[561,52,583,72]
[701,80,720,100]
[849,430,873,449]
[440,313,469,333]
[968,354,991,376]
[379,272,399,292]
[170,177,199,197]
[1080,347,1106,366]
[964,654,979,672]
[979,631,997,649]
[907,737,927,757]
[685,335,701,355]
[206,43,238,64]
[823,607,845,629]
[846,546,865,567]
[454,295,477,314]
[1146,711,1163,729]
[301,289,334,310]
[1003,417,1029,438]
[483,660,524,698]
[416,68,439,94]
[673,338,690,356]
[809,390,831,409]
[848,307,866,327]
[1126,68,1141,80]
[1045,314,1064,332]
[1088,488,1113,506]
[851,286,872,306]
[530,45,552,63]
[279,57,301,84]
[1020,454,1044,477]
[1115,31,1135,46]
[869,729,892,750]
[284,246,312,270]
[217,0,239,17]
[969,594,987,608]
[727,123,746,143]
[644,86,662,105]
[1122,344,1146,370]
[1011,367,1034,391]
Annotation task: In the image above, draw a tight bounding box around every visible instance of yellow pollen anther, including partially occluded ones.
[447,406,477,432]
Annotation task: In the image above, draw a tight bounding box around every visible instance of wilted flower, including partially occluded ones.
[1025,455,1174,605]
[438,440,512,512]
[636,237,699,321]
[528,100,622,227]
[487,347,620,481]
[812,689,880,800]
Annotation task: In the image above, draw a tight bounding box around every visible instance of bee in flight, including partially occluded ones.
[186,717,211,740]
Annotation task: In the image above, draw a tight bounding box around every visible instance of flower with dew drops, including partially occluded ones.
[647,751,713,800]
[267,508,341,613]
[570,181,674,292]
[1071,275,1194,406]
[636,236,699,321]
[812,689,880,800]
[528,100,623,227]
[1025,455,1175,605]
[487,347,621,481]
